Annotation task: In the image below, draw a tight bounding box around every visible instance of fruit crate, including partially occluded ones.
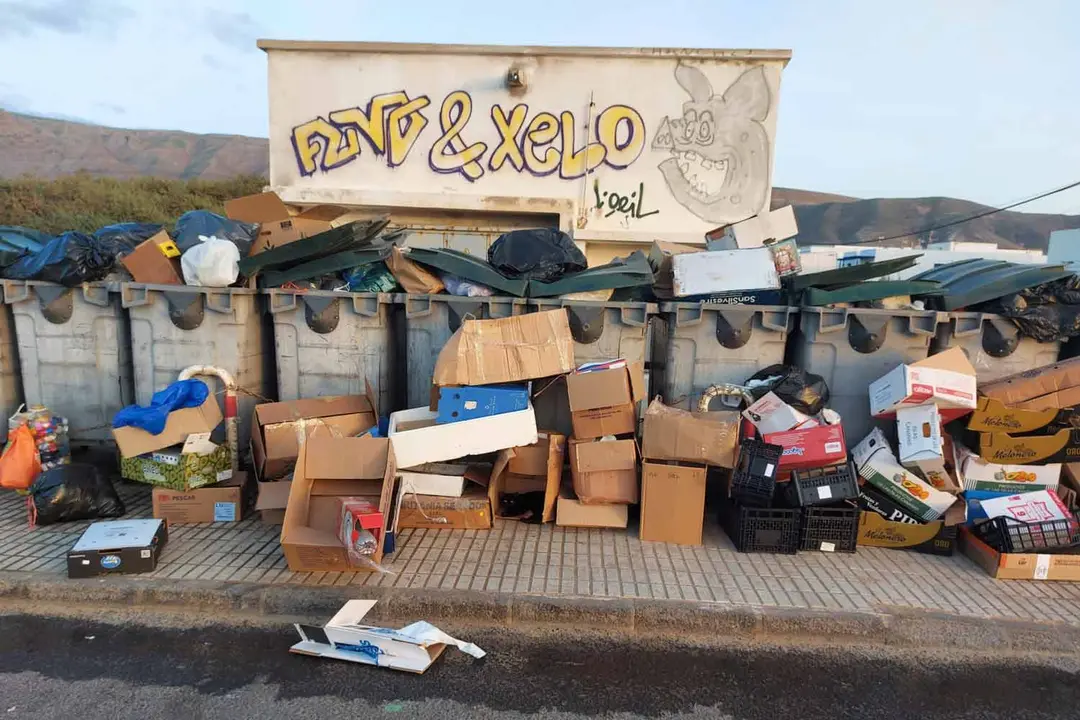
[972,513,1080,554]
[720,503,800,554]
[729,438,783,508]
[800,502,859,553]
[784,461,859,507]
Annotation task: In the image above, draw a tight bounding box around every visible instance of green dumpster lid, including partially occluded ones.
[803,280,942,307]
[527,251,654,298]
[260,246,392,288]
[910,258,1073,310]
[787,254,923,290]
[406,247,528,297]
[238,218,390,276]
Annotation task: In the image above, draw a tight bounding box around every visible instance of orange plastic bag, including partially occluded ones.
[0,423,42,490]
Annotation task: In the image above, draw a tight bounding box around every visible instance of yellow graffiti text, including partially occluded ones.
[558,111,606,180]
[429,91,487,181]
[488,104,529,172]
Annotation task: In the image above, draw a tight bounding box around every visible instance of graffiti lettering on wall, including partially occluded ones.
[291,91,647,182]
[592,179,659,220]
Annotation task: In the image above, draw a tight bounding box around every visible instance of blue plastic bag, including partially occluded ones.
[112,379,211,435]
[3,232,115,286]
[173,211,256,257]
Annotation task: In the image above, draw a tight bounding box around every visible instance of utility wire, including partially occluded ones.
[846,179,1080,246]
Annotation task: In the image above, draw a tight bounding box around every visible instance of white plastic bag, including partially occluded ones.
[181,235,240,287]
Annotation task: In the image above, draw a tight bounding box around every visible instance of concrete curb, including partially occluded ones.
[2,570,1079,654]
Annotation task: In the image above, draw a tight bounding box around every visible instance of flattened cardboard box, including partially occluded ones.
[225,192,353,255]
[433,309,575,387]
[556,494,628,528]
[966,396,1080,434]
[396,488,493,530]
[566,363,646,439]
[641,399,738,469]
[152,471,250,524]
[113,394,222,459]
[251,391,377,481]
[640,462,706,545]
[281,434,396,573]
[979,428,1080,465]
[960,526,1080,581]
[569,437,639,505]
[980,355,1080,410]
[855,511,956,556]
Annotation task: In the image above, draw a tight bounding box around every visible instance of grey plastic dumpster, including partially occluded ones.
[657,303,798,410]
[789,307,942,444]
[932,312,1060,383]
[266,289,397,414]
[122,283,274,455]
[3,281,133,444]
[0,299,22,421]
[400,294,527,409]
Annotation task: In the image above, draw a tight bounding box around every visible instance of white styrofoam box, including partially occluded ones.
[388,403,538,469]
[397,464,469,497]
[672,247,779,297]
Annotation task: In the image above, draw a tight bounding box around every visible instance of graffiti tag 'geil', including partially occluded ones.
[291,91,646,182]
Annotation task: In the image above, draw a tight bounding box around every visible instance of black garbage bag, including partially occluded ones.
[488,228,587,282]
[978,275,1080,343]
[3,232,118,286]
[744,364,830,416]
[93,222,163,251]
[30,464,126,526]
[173,211,256,257]
[0,225,49,253]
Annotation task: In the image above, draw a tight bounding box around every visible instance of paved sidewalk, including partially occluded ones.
[4,480,1080,627]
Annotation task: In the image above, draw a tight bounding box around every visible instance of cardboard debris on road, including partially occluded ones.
[291,599,485,673]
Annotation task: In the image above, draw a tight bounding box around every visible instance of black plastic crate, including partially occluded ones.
[973,513,1080,554]
[785,462,858,507]
[720,503,800,554]
[800,502,859,553]
[729,439,783,508]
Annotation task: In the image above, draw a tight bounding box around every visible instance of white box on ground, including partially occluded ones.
[742,391,815,434]
[290,599,485,674]
[672,247,780,297]
[388,404,538,469]
[896,404,949,487]
[868,348,977,417]
[397,463,469,497]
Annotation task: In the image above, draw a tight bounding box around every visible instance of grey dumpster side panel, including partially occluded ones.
[267,290,396,415]
[4,281,133,444]
[0,299,23,420]
[932,312,1060,383]
[790,307,941,444]
[122,284,273,454]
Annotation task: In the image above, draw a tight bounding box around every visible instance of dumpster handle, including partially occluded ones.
[405,294,434,319]
[488,297,519,319]
[81,284,112,308]
[618,305,647,328]
[120,284,151,309]
[205,290,235,315]
[950,313,984,338]
[178,364,238,472]
[1,280,28,305]
[351,293,385,318]
[673,304,704,328]
[815,308,849,334]
[906,313,940,337]
[267,290,298,314]
[760,307,795,333]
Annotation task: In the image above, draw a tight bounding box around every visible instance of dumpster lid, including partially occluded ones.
[787,255,923,290]
[803,280,941,306]
[238,218,391,276]
[528,251,654,298]
[911,258,1073,310]
[407,247,528,297]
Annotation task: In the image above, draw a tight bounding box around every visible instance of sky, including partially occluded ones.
[1,0,1078,214]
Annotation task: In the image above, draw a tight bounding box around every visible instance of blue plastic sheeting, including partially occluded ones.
[112,379,210,435]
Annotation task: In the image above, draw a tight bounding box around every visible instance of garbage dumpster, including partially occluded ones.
[400,294,527,409]
[0,302,22,420]
[789,307,942,444]
[122,283,273,454]
[932,312,1060,383]
[266,289,398,414]
[657,303,798,410]
[4,281,133,444]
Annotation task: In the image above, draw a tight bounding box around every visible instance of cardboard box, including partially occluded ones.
[120,433,232,491]
[566,363,645,439]
[897,404,949,488]
[113,394,222,459]
[671,247,780,297]
[225,192,351,255]
[397,463,469,497]
[856,511,956,556]
[763,423,847,474]
[714,205,798,250]
[960,525,1080,580]
[977,489,1076,526]
[435,384,529,424]
[556,494,629,528]
[254,479,291,524]
[489,432,565,522]
[979,356,1080,411]
[280,434,396,573]
[868,347,977,418]
[640,462,706,545]
[641,399,739,469]
[979,428,1080,465]
[396,488,493,530]
[290,599,485,673]
[952,442,1061,493]
[742,391,815,434]
[152,471,250,524]
[120,230,183,285]
[67,519,169,578]
[856,482,920,524]
[851,428,959,522]
[966,396,1078,434]
[251,392,377,481]
[388,403,538,469]
[433,309,575,387]
[568,437,638,505]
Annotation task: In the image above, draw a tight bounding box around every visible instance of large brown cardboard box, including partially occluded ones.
[121,230,183,285]
[641,398,739,468]
[251,389,377,482]
[396,488,493,530]
[640,462,706,545]
[566,363,646,439]
[960,525,1080,580]
[433,309,575,387]
[556,493,628,528]
[980,356,1080,410]
[569,437,638,504]
[281,434,396,573]
[113,394,223,459]
[152,471,251,524]
[488,432,565,522]
[855,511,956,556]
[979,429,1080,465]
[254,479,291,524]
[225,192,354,256]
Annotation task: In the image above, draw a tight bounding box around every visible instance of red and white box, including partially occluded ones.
[868,348,977,419]
[337,497,384,554]
[763,423,847,475]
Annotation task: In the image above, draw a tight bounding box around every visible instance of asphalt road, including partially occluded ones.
[1,612,1078,719]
